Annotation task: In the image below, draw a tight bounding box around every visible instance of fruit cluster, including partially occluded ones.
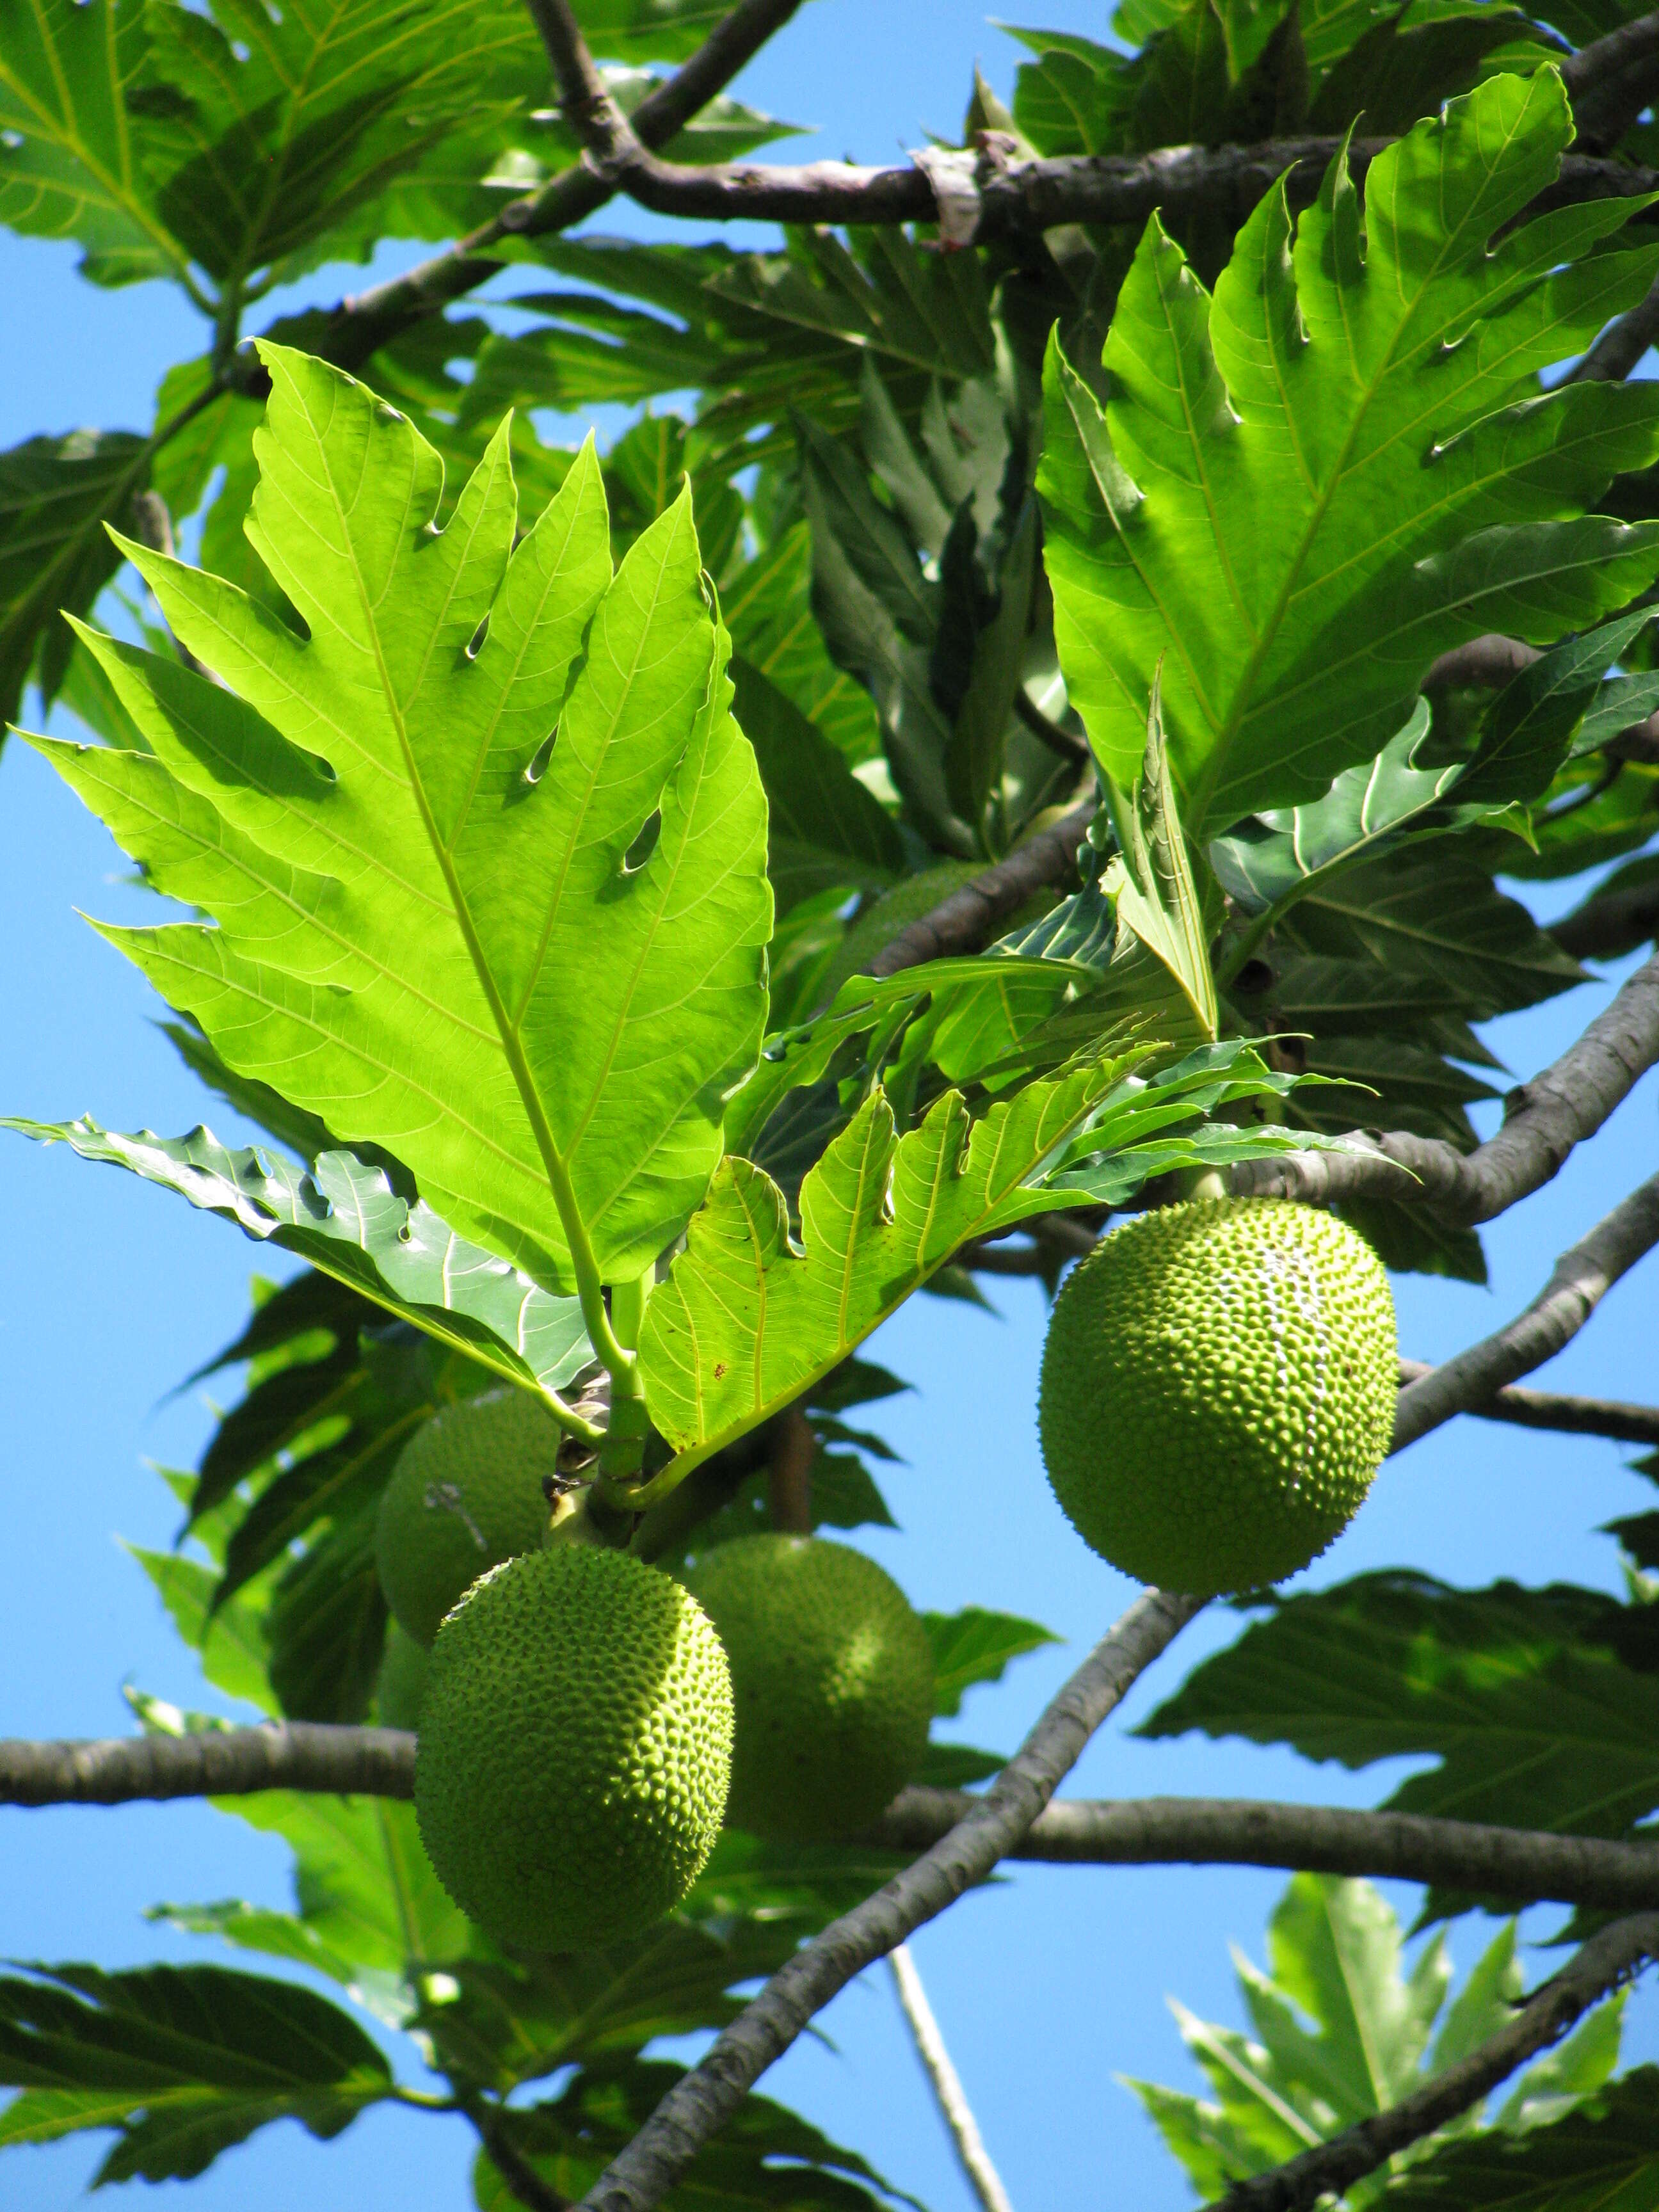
[374,1201,1396,1952]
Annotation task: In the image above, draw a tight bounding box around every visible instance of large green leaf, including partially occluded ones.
[1139,1575,1659,1892]
[0,429,149,724]
[1125,1875,1624,2206]
[21,342,771,1297]
[636,1053,1141,1477]
[470,2058,917,2212]
[0,1963,390,2184]
[0,0,178,282]
[7,1118,591,1399]
[1038,70,1659,835]
[1382,2065,1659,2209]
[127,0,548,289]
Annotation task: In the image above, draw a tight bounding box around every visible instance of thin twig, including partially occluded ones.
[888,1944,1016,2212]
[573,1591,1204,2211]
[1205,1914,1659,2211]
[1392,1173,1659,1453]
[1395,1357,1659,1447]
[876,1794,1659,1911]
[1230,949,1659,1221]
[461,2094,573,2212]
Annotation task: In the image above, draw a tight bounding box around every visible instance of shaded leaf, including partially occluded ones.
[0,428,148,725]
[1382,2064,1659,2208]
[472,2058,918,2210]
[1139,1574,1659,1912]
[922,1607,1061,1719]
[0,1962,389,2184]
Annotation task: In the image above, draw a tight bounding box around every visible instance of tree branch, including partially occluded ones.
[888,1943,1016,2212]
[765,1401,814,1533]
[876,1793,1659,1911]
[251,0,809,381]
[461,2094,573,2212]
[280,132,1659,383]
[11,1731,1658,1914]
[1392,1171,1659,1454]
[1205,1912,1659,2212]
[524,0,644,173]
[1561,8,1659,150]
[1396,1356,1659,1447]
[572,1590,1204,2212]
[1421,634,1543,690]
[869,801,1094,977]
[0,1722,417,1805]
[1228,949,1659,1221]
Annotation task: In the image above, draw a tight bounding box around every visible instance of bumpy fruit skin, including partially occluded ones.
[375,1390,561,1647]
[376,1619,428,1731]
[684,1535,933,1841]
[1038,1199,1397,1596]
[415,1547,732,1950]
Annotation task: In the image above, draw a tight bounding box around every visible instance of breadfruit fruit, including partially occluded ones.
[1038,1199,1396,1596]
[376,1619,428,1731]
[683,1535,933,1841]
[375,1389,561,1646]
[414,1546,732,1950]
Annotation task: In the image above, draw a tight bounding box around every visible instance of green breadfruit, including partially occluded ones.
[375,1389,561,1647]
[1038,1199,1397,1596]
[415,1546,732,1950]
[683,1534,933,1841]
[376,1620,428,1731]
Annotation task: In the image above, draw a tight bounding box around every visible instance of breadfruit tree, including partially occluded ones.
[5,0,1659,2205]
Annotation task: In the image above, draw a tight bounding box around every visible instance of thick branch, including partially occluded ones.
[573,1590,1203,2212]
[1392,1172,1659,1453]
[1229,948,1659,1221]
[0,1722,416,1805]
[869,801,1094,977]
[1207,1913,1659,2212]
[1571,271,1659,380]
[1421,633,1542,690]
[1561,8,1659,150]
[12,1734,1659,1914]
[888,1945,1015,2212]
[1396,1356,1659,1447]
[765,1401,814,1533]
[286,134,1659,382]
[877,1793,1659,1911]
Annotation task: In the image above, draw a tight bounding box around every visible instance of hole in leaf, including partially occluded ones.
[622,808,662,875]
[466,614,488,661]
[523,729,556,787]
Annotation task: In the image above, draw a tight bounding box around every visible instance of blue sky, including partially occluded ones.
[2,4,1656,2208]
